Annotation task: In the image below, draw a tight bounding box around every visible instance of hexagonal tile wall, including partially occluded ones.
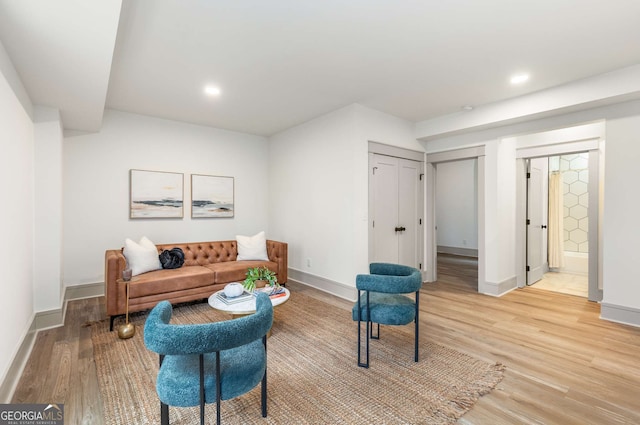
[560,153,589,253]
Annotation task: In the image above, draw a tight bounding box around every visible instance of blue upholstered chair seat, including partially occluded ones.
[352,263,422,367]
[157,340,266,407]
[351,292,416,325]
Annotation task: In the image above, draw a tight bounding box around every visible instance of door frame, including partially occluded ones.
[425,146,485,293]
[516,138,603,301]
[368,141,425,272]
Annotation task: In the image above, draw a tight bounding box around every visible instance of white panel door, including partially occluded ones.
[372,155,399,263]
[527,162,545,285]
[371,154,422,268]
[398,159,420,267]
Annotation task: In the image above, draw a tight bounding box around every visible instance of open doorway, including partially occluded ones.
[434,158,479,291]
[526,154,589,297]
[426,146,485,293]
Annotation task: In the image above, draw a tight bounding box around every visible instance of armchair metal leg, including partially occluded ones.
[216,352,222,425]
[261,335,268,417]
[158,354,169,425]
[199,354,205,425]
[414,290,420,362]
[160,403,169,425]
[370,322,380,340]
[357,291,370,368]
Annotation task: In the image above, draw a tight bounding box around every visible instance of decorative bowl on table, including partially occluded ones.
[224,282,244,298]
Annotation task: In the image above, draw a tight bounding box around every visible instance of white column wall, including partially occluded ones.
[601,114,640,311]
[494,138,517,285]
[63,109,269,286]
[0,57,35,393]
[33,107,64,311]
[479,140,518,292]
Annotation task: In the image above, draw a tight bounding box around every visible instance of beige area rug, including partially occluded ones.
[92,292,504,425]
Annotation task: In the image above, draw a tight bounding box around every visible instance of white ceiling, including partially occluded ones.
[1,0,640,136]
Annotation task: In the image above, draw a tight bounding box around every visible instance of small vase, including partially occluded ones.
[255,279,267,289]
[224,282,244,297]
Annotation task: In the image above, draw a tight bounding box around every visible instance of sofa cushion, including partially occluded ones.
[129,266,214,298]
[206,260,278,284]
[124,236,162,276]
[236,231,268,261]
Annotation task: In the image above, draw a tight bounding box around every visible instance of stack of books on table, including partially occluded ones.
[216,290,253,305]
[255,287,287,299]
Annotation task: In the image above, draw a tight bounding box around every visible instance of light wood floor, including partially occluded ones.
[12,255,640,424]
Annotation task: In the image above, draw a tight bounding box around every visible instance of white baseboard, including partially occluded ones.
[0,281,104,403]
[600,303,640,328]
[0,318,37,403]
[65,281,104,301]
[437,245,479,258]
[288,268,358,302]
[479,275,517,297]
[32,282,104,331]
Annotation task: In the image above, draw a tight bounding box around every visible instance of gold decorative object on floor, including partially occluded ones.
[118,274,135,339]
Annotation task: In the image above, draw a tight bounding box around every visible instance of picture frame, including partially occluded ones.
[191,174,234,218]
[130,169,184,219]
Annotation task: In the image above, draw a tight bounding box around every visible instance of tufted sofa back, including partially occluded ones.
[155,240,238,266]
[152,240,287,267]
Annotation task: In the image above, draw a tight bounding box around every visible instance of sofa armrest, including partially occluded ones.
[266,240,288,284]
[105,249,127,316]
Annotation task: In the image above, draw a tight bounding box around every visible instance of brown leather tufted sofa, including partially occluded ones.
[104,239,287,330]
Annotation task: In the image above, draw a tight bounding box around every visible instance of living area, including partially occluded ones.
[3,1,640,424]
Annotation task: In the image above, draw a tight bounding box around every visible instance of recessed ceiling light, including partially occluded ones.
[204,86,221,96]
[510,74,529,85]
[461,105,474,111]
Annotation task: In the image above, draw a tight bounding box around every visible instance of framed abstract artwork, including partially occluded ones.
[191,174,234,218]
[129,169,184,218]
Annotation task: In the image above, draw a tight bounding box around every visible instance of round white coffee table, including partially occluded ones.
[208,287,290,316]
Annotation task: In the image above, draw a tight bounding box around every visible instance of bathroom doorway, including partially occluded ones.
[526,154,589,297]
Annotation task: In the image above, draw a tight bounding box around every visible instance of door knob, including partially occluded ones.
[541,225,547,229]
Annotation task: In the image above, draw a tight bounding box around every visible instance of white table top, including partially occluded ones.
[208,287,290,315]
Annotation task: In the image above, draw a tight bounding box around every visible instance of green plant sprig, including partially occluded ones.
[243,266,278,291]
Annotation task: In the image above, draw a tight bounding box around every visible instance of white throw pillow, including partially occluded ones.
[236,231,269,261]
[123,237,162,276]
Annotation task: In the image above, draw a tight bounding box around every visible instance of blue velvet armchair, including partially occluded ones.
[352,263,422,368]
[144,293,274,425]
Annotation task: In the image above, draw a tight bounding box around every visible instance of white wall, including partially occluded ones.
[269,104,420,294]
[435,159,477,251]
[0,54,35,393]
[63,109,270,286]
[489,138,517,289]
[33,107,64,311]
[269,105,359,286]
[601,113,640,313]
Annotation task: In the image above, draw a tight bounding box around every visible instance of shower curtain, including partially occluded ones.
[548,171,564,268]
